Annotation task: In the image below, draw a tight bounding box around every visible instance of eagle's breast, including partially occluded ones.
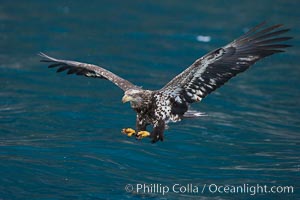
[152,91,186,123]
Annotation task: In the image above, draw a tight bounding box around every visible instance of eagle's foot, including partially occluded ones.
[121,128,136,137]
[136,131,151,140]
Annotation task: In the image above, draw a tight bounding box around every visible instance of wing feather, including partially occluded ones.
[39,52,139,91]
[161,23,292,104]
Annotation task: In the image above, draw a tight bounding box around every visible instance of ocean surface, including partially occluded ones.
[1,0,299,199]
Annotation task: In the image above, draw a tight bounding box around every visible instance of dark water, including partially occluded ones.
[1,1,299,199]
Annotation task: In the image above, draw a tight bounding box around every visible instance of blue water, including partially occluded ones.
[1,1,299,199]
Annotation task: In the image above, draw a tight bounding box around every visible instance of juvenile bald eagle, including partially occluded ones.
[39,22,292,143]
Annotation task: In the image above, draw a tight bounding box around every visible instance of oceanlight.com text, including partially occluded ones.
[124,183,294,196]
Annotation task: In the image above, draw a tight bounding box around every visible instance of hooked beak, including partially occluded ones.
[122,95,133,103]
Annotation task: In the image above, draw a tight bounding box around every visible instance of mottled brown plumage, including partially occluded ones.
[39,22,292,143]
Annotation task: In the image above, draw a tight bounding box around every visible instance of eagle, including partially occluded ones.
[39,22,292,143]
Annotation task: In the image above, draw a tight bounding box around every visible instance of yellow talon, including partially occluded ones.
[121,128,136,137]
[136,131,151,139]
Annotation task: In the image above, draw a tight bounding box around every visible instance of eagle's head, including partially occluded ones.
[122,89,146,108]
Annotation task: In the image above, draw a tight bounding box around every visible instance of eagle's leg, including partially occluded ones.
[135,116,151,140]
[151,120,165,143]
[121,128,136,137]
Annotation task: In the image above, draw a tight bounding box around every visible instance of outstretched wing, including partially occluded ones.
[160,22,292,103]
[39,52,139,91]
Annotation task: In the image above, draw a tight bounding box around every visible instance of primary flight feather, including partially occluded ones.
[39,22,292,143]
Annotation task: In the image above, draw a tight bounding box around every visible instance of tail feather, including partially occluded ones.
[183,110,207,118]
